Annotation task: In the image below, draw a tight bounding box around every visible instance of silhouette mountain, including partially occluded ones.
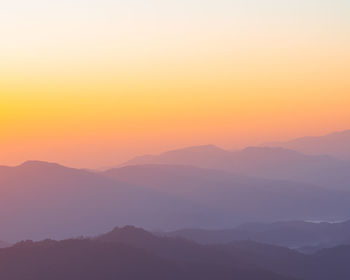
[164,220,350,251]
[125,145,229,167]
[102,164,350,224]
[219,241,350,280]
[265,129,350,160]
[96,225,244,265]
[2,160,350,241]
[95,226,350,280]
[122,146,350,189]
[0,161,223,242]
[3,222,350,279]
[0,236,295,280]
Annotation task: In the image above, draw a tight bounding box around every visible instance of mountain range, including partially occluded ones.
[265,129,350,160]
[2,160,350,241]
[0,161,226,241]
[1,129,350,279]
[2,225,349,280]
[103,164,350,222]
[0,228,296,280]
[94,225,350,280]
[123,144,350,190]
[164,220,350,252]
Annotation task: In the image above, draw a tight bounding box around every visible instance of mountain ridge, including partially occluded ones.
[264,129,350,160]
[120,145,350,190]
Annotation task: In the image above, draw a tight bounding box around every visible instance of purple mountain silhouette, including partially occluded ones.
[122,145,350,189]
[0,161,221,242]
[264,129,350,160]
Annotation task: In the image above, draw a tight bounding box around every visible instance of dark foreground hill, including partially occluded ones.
[94,226,350,280]
[0,238,293,280]
[3,225,350,280]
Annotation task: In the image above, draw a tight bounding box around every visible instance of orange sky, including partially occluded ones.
[1,0,349,168]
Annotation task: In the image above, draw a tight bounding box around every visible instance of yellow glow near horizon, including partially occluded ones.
[1,0,350,167]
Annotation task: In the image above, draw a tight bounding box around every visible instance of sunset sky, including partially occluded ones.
[1,0,349,168]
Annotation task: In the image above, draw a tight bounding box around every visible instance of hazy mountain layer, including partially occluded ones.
[2,161,350,241]
[103,164,350,224]
[265,129,350,160]
[0,161,221,241]
[123,145,350,190]
[164,220,350,251]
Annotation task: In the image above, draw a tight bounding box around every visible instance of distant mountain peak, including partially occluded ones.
[329,129,350,136]
[242,146,300,154]
[160,144,224,155]
[263,128,350,160]
[123,144,228,167]
[111,225,148,234]
[18,160,65,169]
[97,225,158,244]
[171,144,223,151]
[18,160,62,167]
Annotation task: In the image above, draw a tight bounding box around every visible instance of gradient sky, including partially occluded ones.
[1,0,349,168]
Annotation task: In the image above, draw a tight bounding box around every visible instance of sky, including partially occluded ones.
[1,0,350,168]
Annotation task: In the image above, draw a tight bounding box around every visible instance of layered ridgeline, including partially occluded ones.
[0,161,225,242]
[264,129,350,161]
[0,226,295,280]
[122,144,350,190]
[163,220,350,253]
[2,226,350,280]
[1,161,350,241]
[96,226,350,280]
[103,164,350,221]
